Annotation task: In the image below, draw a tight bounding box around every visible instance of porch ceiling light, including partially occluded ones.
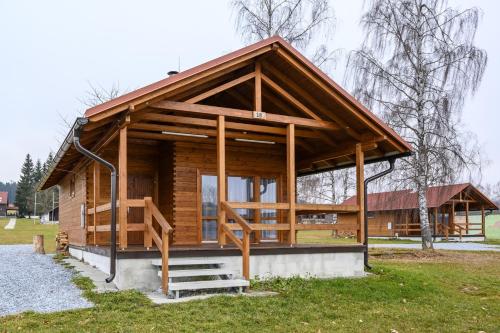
[161,131,208,138]
[235,138,276,145]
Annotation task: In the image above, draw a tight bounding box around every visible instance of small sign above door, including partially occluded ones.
[253,111,266,119]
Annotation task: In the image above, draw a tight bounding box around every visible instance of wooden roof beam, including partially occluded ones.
[297,142,379,171]
[150,100,340,131]
[131,113,321,139]
[185,72,256,104]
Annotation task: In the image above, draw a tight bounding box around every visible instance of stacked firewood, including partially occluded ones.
[56,231,69,255]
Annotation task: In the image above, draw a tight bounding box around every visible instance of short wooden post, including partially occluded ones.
[144,197,153,249]
[481,205,485,236]
[355,143,365,243]
[162,230,169,294]
[242,231,250,280]
[33,235,45,254]
[217,115,226,246]
[287,124,296,245]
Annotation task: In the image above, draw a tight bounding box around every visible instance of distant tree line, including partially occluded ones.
[14,152,58,217]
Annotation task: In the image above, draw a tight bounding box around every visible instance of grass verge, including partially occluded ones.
[0,218,58,253]
[1,249,498,332]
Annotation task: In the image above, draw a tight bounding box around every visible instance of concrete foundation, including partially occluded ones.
[69,247,365,291]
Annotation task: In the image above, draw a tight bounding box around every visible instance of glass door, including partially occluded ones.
[260,177,278,241]
[201,175,218,242]
[227,176,254,238]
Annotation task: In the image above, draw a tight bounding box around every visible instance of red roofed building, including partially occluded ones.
[0,192,8,217]
[337,183,497,239]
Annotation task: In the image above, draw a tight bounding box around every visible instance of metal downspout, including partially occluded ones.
[364,158,395,269]
[73,117,118,283]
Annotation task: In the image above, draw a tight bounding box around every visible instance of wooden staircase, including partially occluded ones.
[151,258,249,299]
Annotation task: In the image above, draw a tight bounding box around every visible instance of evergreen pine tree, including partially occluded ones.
[15,154,34,217]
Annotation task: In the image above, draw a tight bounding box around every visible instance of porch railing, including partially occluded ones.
[86,197,173,294]
[220,201,360,281]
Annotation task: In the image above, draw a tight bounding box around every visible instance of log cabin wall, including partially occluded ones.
[59,166,87,245]
[86,139,160,246]
[337,211,399,237]
[172,141,287,245]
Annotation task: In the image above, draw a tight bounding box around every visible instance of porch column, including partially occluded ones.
[119,126,128,249]
[217,115,226,246]
[287,124,296,245]
[93,162,100,245]
[465,202,469,234]
[355,143,365,243]
[481,205,485,235]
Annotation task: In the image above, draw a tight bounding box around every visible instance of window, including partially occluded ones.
[201,175,218,242]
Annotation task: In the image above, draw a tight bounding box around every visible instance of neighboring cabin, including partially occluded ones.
[337,183,497,239]
[0,192,7,217]
[38,36,412,295]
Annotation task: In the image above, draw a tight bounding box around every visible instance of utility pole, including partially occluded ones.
[33,192,37,224]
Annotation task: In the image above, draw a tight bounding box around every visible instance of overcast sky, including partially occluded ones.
[1,0,498,185]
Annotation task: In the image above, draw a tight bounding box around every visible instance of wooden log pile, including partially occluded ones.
[56,231,69,255]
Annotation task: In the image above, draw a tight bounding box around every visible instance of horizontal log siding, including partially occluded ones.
[173,141,286,245]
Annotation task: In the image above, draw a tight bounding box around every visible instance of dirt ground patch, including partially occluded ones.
[369,248,500,265]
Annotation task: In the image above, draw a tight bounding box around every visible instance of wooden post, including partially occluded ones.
[255,62,262,112]
[119,126,128,249]
[287,124,296,245]
[93,162,100,245]
[355,143,365,243]
[242,231,250,280]
[450,202,455,235]
[33,235,45,254]
[217,115,226,246]
[465,202,469,235]
[481,205,485,236]
[405,211,409,236]
[254,176,261,243]
[144,197,153,249]
[433,207,438,236]
[162,230,169,294]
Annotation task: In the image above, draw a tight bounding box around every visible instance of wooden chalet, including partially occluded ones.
[39,36,412,296]
[337,183,497,240]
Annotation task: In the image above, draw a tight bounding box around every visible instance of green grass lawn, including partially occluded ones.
[1,250,498,332]
[298,230,419,245]
[0,218,59,253]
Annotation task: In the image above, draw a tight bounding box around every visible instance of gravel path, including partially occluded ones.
[369,243,500,251]
[0,245,92,317]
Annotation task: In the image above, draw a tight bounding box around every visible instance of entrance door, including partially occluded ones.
[228,176,255,238]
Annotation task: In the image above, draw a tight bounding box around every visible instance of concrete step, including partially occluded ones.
[160,268,234,278]
[169,279,250,292]
[151,258,224,267]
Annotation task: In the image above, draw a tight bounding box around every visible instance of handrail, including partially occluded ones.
[220,201,251,280]
[143,197,173,294]
[221,202,252,233]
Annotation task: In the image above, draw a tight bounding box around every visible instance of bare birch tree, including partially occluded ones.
[346,0,487,249]
[231,0,336,68]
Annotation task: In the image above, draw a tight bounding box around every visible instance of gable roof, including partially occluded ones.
[0,192,8,204]
[40,36,412,190]
[84,36,410,150]
[343,183,498,211]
